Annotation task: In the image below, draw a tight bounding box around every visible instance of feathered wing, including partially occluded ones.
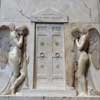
[88,28,100,70]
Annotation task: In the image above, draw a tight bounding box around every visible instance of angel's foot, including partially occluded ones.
[11,89,15,95]
[78,92,88,96]
[11,86,15,95]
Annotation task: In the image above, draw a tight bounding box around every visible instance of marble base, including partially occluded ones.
[16,87,76,97]
[0,96,100,100]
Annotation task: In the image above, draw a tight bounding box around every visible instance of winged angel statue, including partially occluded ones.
[71,27,100,96]
[0,24,29,95]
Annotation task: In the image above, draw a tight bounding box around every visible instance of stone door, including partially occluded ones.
[35,23,66,89]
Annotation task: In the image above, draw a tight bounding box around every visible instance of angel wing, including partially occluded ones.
[88,28,100,70]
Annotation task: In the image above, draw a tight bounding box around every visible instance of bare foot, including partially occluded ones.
[78,92,87,96]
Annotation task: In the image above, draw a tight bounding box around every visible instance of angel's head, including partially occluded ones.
[16,26,29,37]
[71,28,82,39]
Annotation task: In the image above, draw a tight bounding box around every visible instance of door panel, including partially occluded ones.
[36,24,48,35]
[51,25,62,35]
[52,35,63,57]
[36,35,51,58]
[36,58,49,79]
[52,58,63,78]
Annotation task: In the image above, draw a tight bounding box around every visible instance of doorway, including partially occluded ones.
[34,23,66,90]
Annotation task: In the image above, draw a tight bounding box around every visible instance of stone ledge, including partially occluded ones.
[16,87,76,97]
[0,96,100,100]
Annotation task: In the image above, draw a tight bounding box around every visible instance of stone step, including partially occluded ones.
[16,87,76,97]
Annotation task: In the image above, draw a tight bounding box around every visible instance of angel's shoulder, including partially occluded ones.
[79,35,87,41]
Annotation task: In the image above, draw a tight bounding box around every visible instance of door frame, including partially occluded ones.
[33,22,66,89]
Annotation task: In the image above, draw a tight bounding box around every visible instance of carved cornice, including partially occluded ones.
[31,8,69,23]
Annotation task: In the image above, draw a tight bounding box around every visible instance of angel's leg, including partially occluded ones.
[78,74,87,96]
[11,69,25,94]
[78,52,89,96]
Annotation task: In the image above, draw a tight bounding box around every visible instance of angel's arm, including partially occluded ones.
[15,35,24,48]
[76,35,87,50]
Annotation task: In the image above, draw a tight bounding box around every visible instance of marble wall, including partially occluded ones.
[0,0,100,98]
[0,0,99,23]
